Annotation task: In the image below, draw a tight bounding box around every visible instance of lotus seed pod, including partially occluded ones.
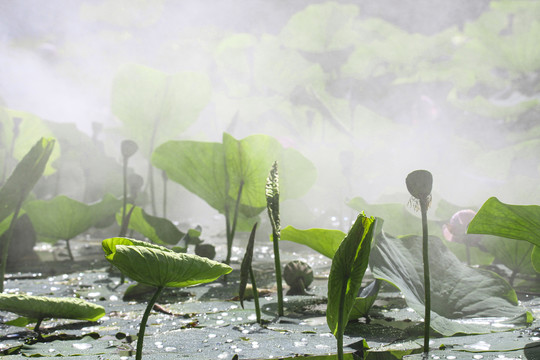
[406,170,433,200]
[195,243,216,260]
[283,260,313,295]
[121,139,138,158]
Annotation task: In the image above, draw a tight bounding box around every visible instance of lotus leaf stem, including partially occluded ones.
[65,239,74,262]
[0,198,23,292]
[136,286,164,360]
[336,280,348,360]
[249,267,261,324]
[225,181,244,266]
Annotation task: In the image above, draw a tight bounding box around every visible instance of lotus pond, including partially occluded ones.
[1,218,539,360]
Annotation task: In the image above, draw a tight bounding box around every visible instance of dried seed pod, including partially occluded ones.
[283,260,313,295]
[121,139,138,159]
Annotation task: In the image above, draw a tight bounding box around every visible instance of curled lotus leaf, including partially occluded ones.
[0,294,105,322]
[102,237,232,288]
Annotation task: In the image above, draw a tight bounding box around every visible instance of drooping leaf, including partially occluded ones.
[25,194,121,241]
[239,223,258,309]
[348,279,381,321]
[370,232,531,335]
[111,63,212,156]
[280,225,345,259]
[327,214,376,335]
[115,204,185,245]
[0,294,105,322]
[5,316,35,327]
[103,237,232,288]
[467,197,540,247]
[0,138,55,224]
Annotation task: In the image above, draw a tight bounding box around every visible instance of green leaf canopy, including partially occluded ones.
[370,232,531,335]
[24,194,121,241]
[327,214,376,335]
[152,133,317,218]
[102,237,232,287]
[280,225,346,259]
[115,204,185,245]
[0,294,105,322]
[468,197,540,247]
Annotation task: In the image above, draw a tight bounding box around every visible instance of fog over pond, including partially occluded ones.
[1,0,538,230]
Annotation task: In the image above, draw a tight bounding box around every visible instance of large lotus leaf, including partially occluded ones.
[280,225,345,259]
[115,204,185,245]
[103,237,232,287]
[0,138,55,225]
[1,110,59,176]
[280,2,360,52]
[111,63,211,156]
[481,236,537,276]
[468,197,540,247]
[152,133,316,218]
[25,194,121,241]
[327,214,376,335]
[532,246,540,273]
[370,232,531,335]
[0,294,105,321]
[347,196,440,237]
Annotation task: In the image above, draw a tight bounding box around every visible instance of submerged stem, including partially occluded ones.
[136,286,164,360]
[34,318,43,334]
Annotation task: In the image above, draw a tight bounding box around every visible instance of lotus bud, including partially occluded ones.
[283,260,313,295]
[443,209,483,247]
[121,139,138,159]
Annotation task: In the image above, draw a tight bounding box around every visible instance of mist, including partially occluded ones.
[1,0,538,232]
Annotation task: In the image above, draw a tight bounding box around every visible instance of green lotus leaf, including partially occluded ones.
[280,225,345,259]
[348,279,381,321]
[152,133,316,218]
[468,197,540,247]
[115,204,185,245]
[0,109,59,176]
[25,194,121,241]
[103,237,232,287]
[111,63,211,156]
[0,137,55,225]
[370,232,531,335]
[0,294,105,322]
[532,246,540,273]
[481,236,536,276]
[327,214,376,336]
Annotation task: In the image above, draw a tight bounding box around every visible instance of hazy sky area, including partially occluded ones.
[1,0,539,229]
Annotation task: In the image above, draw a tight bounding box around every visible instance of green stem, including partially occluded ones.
[65,239,74,262]
[271,225,284,317]
[336,280,348,360]
[162,170,167,218]
[34,318,43,334]
[121,157,128,230]
[249,266,261,324]
[420,200,430,354]
[225,181,244,266]
[0,200,23,292]
[136,286,164,360]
